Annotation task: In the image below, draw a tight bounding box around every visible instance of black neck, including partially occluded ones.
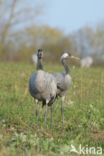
[36,58,43,70]
[61,59,69,74]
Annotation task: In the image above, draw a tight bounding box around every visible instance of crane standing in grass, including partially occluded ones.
[52,52,79,127]
[29,49,57,127]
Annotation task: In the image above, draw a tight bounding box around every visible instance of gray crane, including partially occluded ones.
[29,49,57,127]
[52,52,79,127]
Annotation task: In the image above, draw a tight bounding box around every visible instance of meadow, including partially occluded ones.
[0,62,104,156]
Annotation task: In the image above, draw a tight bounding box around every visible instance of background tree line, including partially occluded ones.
[0,0,104,65]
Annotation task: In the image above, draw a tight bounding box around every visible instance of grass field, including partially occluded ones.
[0,62,104,156]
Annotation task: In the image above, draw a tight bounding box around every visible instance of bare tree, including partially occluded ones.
[0,0,44,56]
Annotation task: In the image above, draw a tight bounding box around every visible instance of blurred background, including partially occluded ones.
[0,0,104,66]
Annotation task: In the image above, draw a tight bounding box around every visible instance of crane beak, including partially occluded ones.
[70,55,80,60]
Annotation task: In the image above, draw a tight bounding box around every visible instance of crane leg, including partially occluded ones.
[61,96,65,128]
[50,105,53,128]
[35,99,39,126]
[43,102,48,128]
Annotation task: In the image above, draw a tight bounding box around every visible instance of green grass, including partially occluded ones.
[0,62,104,156]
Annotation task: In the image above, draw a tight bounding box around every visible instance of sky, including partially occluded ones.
[29,0,104,33]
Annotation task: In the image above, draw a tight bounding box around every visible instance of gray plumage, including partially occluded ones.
[29,70,57,106]
[29,49,57,127]
[52,72,72,97]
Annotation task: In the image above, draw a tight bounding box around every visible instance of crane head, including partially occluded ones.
[60,52,70,60]
[37,49,43,59]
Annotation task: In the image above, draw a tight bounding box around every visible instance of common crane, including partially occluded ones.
[52,52,79,127]
[29,49,57,127]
